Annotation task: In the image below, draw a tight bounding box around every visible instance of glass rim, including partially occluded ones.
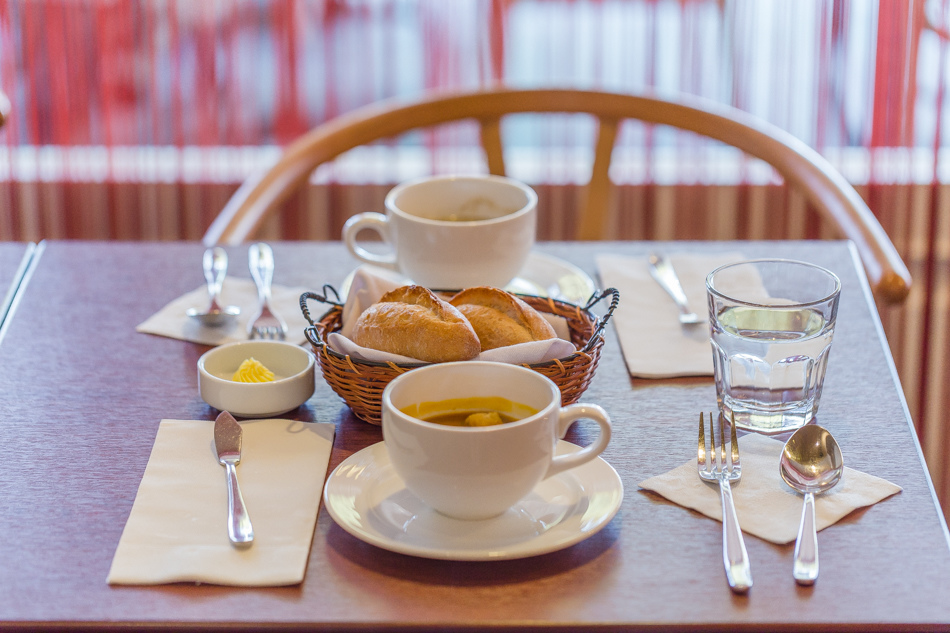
[705,258,842,309]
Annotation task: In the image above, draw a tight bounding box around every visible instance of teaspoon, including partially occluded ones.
[186,247,241,327]
[779,424,844,585]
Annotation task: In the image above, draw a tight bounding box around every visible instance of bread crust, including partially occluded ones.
[352,285,480,362]
[449,286,556,351]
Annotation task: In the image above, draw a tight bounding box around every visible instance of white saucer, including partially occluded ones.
[340,252,596,305]
[323,440,623,561]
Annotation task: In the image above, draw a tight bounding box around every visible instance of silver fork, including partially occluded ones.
[697,411,753,593]
[247,243,288,340]
[648,253,701,325]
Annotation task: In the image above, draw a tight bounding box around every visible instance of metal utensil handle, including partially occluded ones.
[204,247,228,311]
[224,462,254,545]
[719,477,753,593]
[249,243,275,304]
[793,491,819,585]
[648,255,692,316]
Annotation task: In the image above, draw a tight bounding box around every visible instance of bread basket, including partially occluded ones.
[300,286,620,425]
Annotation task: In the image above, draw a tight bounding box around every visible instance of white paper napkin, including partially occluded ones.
[107,418,335,586]
[638,433,902,545]
[327,266,576,364]
[136,278,311,346]
[596,253,753,378]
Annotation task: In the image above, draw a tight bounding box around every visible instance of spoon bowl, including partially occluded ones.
[187,247,241,328]
[187,304,241,327]
[779,424,844,585]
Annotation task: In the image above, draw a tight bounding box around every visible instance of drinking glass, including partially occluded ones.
[706,259,841,434]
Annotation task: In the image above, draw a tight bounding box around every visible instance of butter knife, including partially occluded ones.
[214,411,254,546]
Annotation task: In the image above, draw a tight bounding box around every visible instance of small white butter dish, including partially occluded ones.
[198,340,315,418]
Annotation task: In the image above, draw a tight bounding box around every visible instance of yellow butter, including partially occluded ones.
[232,357,275,383]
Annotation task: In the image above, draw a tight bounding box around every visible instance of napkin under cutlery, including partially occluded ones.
[596,253,754,378]
[107,418,335,586]
[639,433,901,545]
[136,278,311,346]
[327,266,576,364]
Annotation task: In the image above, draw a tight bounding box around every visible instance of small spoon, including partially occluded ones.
[779,424,844,586]
[186,247,240,327]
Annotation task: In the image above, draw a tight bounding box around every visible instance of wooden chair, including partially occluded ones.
[0,91,10,129]
[203,88,911,305]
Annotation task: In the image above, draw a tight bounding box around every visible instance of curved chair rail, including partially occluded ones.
[0,91,10,130]
[203,88,910,304]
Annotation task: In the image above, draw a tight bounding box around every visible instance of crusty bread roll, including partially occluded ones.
[352,285,480,362]
[449,286,557,351]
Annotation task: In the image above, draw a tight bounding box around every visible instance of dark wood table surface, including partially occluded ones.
[0,241,37,336]
[1,240,948,632]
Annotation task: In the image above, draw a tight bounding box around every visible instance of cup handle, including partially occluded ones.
[342,212,399,270]
[544,404,612,479]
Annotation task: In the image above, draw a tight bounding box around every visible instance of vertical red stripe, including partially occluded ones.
[272,0,305,144]
[916,0,947,446]
[45,1,69,144]
[147,0,160,144]
[488,0,508,83]
[22,1,43,143]
[169,0,183,148]
[194,3,217,146]
[871,0,912,147]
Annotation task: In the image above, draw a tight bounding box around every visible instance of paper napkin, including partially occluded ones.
[638,433,902,545]
[327,266,576,364]
[596,253,752,378]
[107,418,335,586]
[136,278,311,346]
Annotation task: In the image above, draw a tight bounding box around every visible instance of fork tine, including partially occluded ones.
[698,412,707,469]
[730,411,740,471]
[718,412,726,471]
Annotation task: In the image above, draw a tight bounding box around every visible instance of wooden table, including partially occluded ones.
[1,240,948,632]
[0,241,38,338]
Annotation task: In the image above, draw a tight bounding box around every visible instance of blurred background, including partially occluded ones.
[1,0,948,521]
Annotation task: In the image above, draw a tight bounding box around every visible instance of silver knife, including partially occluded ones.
[214,411,254,546]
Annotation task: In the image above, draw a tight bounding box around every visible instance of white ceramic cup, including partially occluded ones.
[342,175,537,289]
[381,361,612,520]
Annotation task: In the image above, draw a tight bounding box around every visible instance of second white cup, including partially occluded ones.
[342,175,537,289]
[381,361,612,520]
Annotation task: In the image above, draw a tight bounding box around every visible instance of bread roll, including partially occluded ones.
[352,285,480,362]
[449,286,557,351]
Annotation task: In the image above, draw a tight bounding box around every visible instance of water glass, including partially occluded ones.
[706,259,841,434]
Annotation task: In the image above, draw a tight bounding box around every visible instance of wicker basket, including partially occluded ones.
[300,286,619,425]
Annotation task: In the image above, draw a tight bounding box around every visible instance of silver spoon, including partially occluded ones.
[186,247,240,327]
[779,424,844,585]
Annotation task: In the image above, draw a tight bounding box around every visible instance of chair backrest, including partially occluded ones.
[0,91,9,129]
[203,88,910,304]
